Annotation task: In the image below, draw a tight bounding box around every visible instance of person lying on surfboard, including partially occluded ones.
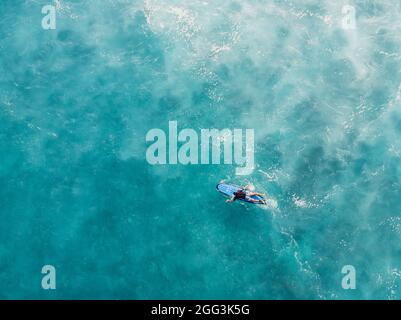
[225,184,265,203]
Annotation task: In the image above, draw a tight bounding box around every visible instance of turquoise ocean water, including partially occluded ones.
[1,0,401,299]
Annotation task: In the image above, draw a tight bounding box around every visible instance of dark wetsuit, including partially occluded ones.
[233,190,247,201]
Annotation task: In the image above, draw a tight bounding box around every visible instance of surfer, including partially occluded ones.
[225,184,265,203]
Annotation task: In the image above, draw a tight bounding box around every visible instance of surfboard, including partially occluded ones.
[216,183,266,204]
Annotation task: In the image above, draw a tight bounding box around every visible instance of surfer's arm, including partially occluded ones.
[226,196,235,203]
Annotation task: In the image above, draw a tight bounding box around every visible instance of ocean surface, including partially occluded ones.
[1,0,401,299]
